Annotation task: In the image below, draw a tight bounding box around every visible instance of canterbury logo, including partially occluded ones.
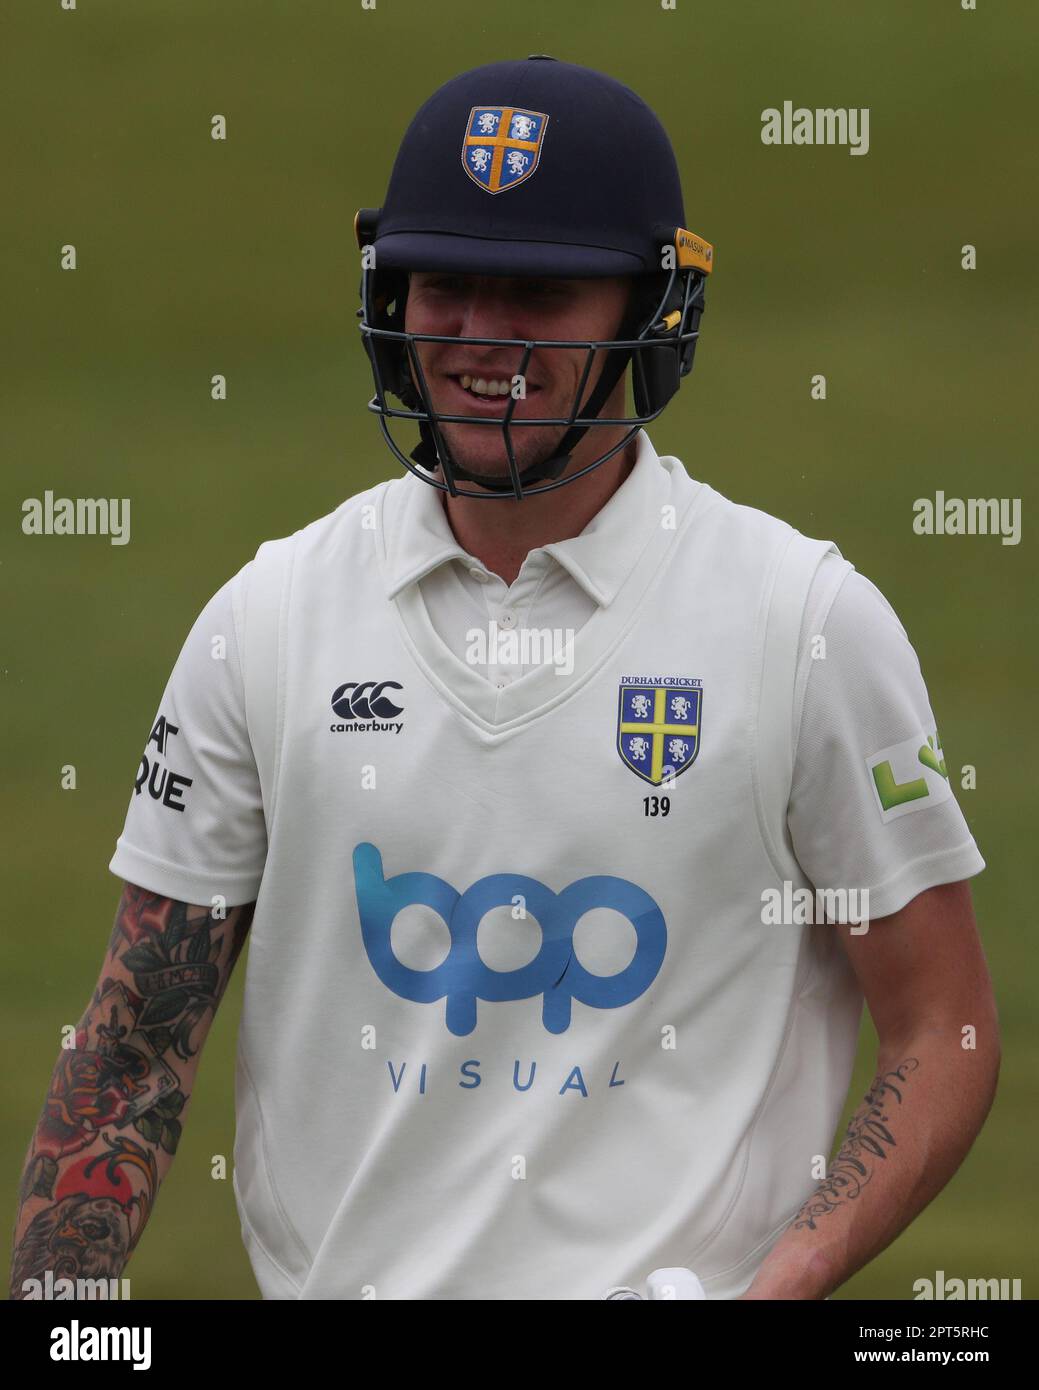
[329,681,405,734]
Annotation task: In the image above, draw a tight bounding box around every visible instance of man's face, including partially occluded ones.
[403,271,632,483]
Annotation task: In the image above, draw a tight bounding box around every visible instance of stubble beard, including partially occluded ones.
[436,418,567,482]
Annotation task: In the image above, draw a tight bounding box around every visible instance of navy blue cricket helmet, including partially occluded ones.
[355,56,713,499]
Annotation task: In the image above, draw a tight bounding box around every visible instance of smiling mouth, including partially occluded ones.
[448,373,543,399]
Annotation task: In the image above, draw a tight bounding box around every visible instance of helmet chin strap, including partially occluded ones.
[408,300,644,494]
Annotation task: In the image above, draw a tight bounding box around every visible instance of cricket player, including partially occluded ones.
[12,58,998,1301]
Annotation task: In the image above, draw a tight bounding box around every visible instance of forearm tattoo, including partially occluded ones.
[10,884,254,1295]
[792,1057,920,1232]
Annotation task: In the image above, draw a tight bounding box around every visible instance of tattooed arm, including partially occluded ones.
[741,880,1000,1300]
[9,882,254,1298]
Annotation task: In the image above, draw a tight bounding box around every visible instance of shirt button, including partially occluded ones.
[469,567,490,583]
[493,673,511,689]
[497,611,517,629]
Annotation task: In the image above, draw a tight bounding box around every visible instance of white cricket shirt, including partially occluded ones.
[109,429,985,1299]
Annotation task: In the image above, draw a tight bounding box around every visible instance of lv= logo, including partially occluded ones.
[872,731,948,813]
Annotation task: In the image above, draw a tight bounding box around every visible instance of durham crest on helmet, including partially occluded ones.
[462,106,549,194]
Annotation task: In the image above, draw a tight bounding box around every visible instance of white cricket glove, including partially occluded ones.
[603,1267,707,1300]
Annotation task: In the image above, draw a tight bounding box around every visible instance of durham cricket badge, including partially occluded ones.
[617,678,702,786]
[462,106,549,193]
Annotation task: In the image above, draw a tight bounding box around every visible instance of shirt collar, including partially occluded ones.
[380,428,672,607]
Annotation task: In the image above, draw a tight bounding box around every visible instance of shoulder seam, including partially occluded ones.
[791,557,857,772]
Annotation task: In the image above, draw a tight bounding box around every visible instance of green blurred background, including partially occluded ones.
[3,0,1035,1299]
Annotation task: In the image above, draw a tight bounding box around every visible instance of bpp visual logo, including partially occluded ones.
[352,843,667,1036]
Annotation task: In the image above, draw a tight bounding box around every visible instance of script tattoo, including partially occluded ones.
[792,1057,920,1232]
[10,884,254,1296]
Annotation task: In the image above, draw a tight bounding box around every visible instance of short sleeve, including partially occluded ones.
[108,565,267,907]
[787,560,985,921]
